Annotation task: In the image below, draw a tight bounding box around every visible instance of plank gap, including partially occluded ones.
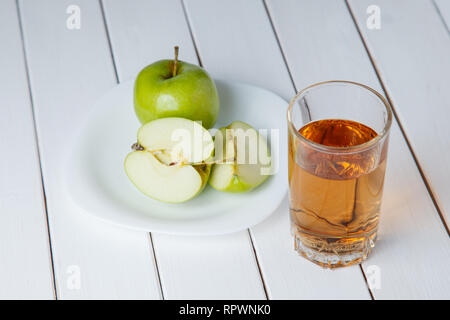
[263,0,375,298]
[262,0,314,126]
[181,0,269,299]
[99,0,164,298]
[99,0,119,83]
[358,265,374,300]
[432,0,450,35]
[181,0,203,67]
[262,0,297,93]
[15,0,58,300]
[149,233,165,299]
[345,0,450,236]
[248,229,269,300]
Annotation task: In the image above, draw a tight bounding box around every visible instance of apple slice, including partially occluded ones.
[125,117,213,203]
[137,117,214,164]
[125,151,211,203]
[209,121,271,193]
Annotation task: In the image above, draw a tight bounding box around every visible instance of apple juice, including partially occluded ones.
[288,119,388,268]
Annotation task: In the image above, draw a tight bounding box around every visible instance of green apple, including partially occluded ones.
[125,117,214,203]
[134,46,220,129]
[209,121,271,193]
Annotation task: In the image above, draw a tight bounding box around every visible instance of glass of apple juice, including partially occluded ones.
[287,81,392,268]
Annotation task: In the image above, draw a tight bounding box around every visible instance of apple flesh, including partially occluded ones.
[125,118,214,203]
[134,58,220,129]
[209,121,271,193]
[125,152,211,203]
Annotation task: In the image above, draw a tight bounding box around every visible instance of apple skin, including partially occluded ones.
[192,163,212,195]
[134,60,220,129]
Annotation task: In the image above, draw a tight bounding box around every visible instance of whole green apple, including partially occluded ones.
[134,47,220,129]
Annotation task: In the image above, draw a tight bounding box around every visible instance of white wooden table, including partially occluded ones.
[1,0,449,300]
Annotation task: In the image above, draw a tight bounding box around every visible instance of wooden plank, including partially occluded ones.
[348,0,450,227]
[18,0,161,299]
[268,0,450,299]
[184,0,371,299]
[435,0,450,30]
[101,0,266,299]
[0,0,54,299]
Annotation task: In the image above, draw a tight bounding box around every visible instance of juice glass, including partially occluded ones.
[287,81,392,268]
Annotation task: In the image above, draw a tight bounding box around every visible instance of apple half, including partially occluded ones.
[209,121,271,193]
[125,118,214,203]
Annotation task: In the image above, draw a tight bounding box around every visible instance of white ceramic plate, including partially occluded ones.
[65,79,287,235]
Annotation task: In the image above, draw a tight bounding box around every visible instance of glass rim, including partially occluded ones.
[287,80,393,153]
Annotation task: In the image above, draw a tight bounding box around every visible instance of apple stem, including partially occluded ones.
[131,143,144,151]
[172,46,179,77]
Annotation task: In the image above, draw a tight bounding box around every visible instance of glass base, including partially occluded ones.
[293,229,377,269]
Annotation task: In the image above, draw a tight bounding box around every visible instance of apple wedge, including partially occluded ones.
[125,117,214,203]
[209,121,271,193]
